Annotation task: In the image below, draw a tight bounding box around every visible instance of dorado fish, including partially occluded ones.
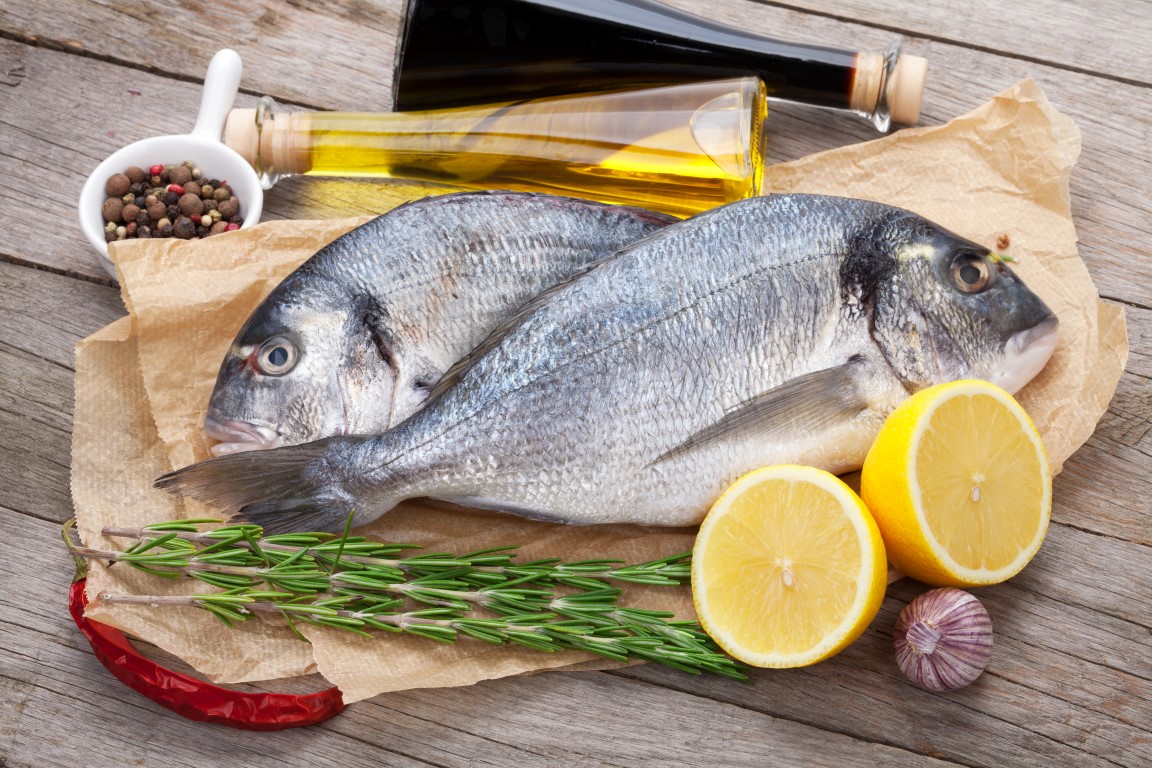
[204,191,675,455]
[160,194,1059,533]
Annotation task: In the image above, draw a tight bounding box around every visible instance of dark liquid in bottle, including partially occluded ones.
[393,0,858,112]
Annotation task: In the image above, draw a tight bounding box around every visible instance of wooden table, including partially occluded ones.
[2,1,1149,765]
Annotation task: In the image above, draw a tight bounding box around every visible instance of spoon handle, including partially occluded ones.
[192,49,243,141]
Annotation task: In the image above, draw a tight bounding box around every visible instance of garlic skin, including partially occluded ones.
[894,588,993,692]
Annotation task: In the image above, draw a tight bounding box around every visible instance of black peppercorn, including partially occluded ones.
[173,216,196,239]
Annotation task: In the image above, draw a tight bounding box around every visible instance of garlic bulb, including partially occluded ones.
[894,588,993,692]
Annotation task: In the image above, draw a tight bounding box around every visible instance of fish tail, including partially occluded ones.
[153,438,372,535]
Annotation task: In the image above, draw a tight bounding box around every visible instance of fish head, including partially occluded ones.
[859,213,1059,395]
[205,278,400,456]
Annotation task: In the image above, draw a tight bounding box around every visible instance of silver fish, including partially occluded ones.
[160,194,1059,533]
[204,191,675,455]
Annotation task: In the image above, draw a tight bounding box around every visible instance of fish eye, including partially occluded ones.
[950,253,992,294]
[255,336,298,376]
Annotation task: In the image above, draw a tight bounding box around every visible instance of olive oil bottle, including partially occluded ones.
[392,0,926,130]
[226,78,768,217]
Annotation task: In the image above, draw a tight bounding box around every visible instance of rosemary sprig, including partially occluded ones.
[101,524,692,586]
[77,520,745,681]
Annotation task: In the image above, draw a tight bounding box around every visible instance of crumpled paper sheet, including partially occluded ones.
[74,79,1127,703]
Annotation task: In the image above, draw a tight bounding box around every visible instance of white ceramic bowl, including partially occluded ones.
[78,50,263,279]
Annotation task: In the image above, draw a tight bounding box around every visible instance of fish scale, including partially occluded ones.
[162,193,1059,533]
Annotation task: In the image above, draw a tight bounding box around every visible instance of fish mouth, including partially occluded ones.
[205,414,285,456]
[983,315,1060,394]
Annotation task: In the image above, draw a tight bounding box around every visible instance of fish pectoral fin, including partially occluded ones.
[649,358,870,466]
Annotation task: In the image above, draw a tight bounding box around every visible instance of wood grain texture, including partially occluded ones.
[0,0,1149,765]
[756,0,1152,86]
[0,263,123,521]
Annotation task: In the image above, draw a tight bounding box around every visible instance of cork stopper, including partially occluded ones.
[888,54,927,125]
[224,104,312,182]
[850,50,927,128]
[224,108,260,167]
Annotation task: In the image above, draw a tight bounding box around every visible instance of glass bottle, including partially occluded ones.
[392,0,926,131]
[225,77,768,217]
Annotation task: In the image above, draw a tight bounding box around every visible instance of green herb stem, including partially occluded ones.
[78,521,745,681]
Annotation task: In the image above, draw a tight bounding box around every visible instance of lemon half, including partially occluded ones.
[692,465,887,668]
[861,379,1051,587]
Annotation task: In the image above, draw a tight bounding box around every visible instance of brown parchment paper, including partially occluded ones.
[74,79,1128,703]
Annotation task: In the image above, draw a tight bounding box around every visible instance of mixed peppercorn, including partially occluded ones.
[101,161,242,243]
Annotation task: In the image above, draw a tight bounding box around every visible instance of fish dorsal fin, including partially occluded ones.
[649,358,870,466]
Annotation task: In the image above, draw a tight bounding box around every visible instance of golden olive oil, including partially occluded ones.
[226,78,768,217]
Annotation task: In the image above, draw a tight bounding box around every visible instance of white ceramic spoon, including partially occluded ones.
[78,49,263,278]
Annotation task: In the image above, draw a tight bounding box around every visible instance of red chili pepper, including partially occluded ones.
[70,579,344,730]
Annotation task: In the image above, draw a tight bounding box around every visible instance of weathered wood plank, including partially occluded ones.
[0,341,75,521]
[749,0,1152,86]
[4,0,401,111]
[1054,368,1152,545]
[0,260,125,367]
[9,0,1152,103]
[0,262,123,522]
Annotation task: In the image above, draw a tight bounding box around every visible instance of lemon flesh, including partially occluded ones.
[692,465,887,668]
[862,379,1051,587]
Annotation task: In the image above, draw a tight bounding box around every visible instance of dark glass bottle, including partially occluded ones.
[392,0,925,130]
